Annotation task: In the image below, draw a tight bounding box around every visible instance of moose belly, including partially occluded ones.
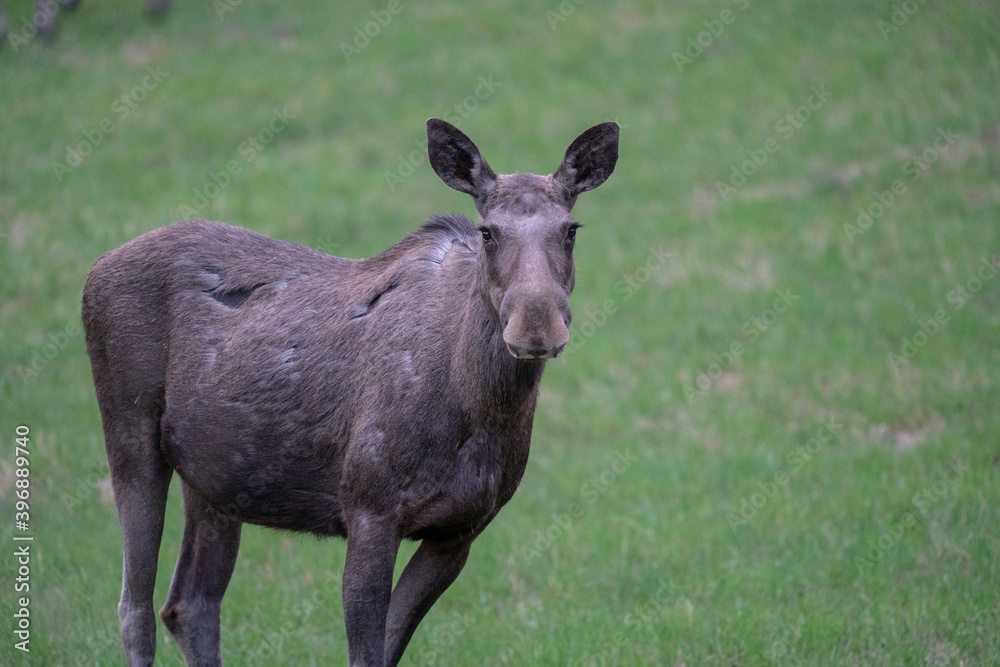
[160,408,349,536]
[179,456,348,537]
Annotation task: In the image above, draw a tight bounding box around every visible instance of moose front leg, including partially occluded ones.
[343,514,401,667]
[384,538,471,666]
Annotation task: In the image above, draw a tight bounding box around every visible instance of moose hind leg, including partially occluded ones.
[108,419,173,667]
[160,482,242,667]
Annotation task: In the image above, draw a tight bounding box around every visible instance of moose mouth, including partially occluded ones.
[505,342,565,360]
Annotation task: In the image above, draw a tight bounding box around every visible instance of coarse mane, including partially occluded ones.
[364,213,478,271]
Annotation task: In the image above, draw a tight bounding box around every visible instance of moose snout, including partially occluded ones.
[500,292,571,360]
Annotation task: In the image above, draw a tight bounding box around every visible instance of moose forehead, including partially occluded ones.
[481,173,575,225]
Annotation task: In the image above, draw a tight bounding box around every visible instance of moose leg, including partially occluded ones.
[384,538,471,666]
[107,419,172,667]
[342,514,401,667]
[160,482,242,667]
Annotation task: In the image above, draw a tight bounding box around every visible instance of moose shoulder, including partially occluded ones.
[83,118,619,667]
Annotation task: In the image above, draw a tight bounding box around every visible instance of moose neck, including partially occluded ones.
[451,280,546,428]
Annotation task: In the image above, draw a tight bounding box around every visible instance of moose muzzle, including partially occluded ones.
[500,290,571,360]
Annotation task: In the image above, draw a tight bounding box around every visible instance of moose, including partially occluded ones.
[82,117,619,666]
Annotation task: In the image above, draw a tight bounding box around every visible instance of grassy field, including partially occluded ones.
[2,0,999,664]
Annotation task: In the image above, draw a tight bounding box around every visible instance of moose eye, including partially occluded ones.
[479,227,493,243]
[566,224,581,242]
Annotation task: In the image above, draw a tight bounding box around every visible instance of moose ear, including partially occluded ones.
[552,122,620,209]
[427,118,497,215]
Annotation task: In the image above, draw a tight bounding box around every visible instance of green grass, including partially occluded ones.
[2,0,999,664]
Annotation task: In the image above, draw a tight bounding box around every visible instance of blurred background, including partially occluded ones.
[1,0,999,664]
